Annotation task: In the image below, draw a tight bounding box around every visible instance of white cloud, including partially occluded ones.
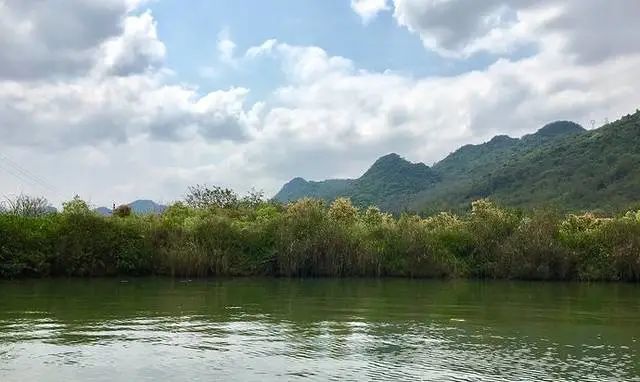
[98,10,166,76]
[0,2,254,150]
[0,0,140,79]
[0,72,255,149]
[351,0,390,23]
[197,28,239,79]
[217,28,237,66]
[384,0,640,61]
[245,39,277,59]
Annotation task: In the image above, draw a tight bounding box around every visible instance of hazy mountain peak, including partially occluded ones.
[94,200,166,215]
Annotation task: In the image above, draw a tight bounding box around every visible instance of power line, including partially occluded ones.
[0,161,46,191]
[0,154,58,196]
[0,154,57,191]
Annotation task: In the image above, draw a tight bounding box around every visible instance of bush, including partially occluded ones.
[2,193,640,281]
[114,204,132,218]
[2,194,51,217]
[500,210,574,280]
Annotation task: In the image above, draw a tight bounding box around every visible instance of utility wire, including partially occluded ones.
[0,154,59,196]
[0,154,57,191]
[0,161,46,191]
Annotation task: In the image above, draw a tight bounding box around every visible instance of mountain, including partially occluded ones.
[350,154,439,209]
[276,177,353,202]
[129,200,167,214]
[94,207,112,216]
[275,153,439,210]
[274,109,640,212]
[94,200,167,216]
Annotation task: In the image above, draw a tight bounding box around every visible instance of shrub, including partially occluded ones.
[186,184,238,210]
[2,191,640,281]
[62,195,92,215]
[500,210,574,280]
[2,194,51,217]
[114,205,132,218]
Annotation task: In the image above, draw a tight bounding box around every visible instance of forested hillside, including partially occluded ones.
[275,110,640,213]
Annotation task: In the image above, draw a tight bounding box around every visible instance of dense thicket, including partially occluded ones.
[2,196,640,281]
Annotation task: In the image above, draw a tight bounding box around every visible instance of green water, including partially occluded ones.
[0,279,638,381]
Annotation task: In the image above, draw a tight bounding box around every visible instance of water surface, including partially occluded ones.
[0,278,638,381]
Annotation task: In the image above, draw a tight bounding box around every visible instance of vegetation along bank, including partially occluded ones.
[1,188,640,281]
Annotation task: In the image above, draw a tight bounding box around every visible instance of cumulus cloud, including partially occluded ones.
[216,28,237,66]
[0,74,255,148]
[391,0,535,57]
[380,0,640,62]
[0,1,254,149]
[542,0,640,64]
[351,0,390,23]
[98,10,166,76]
[0,0,142,79]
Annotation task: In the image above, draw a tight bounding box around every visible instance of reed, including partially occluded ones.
[2,196,640,281]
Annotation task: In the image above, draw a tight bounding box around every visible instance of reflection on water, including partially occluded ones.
[0,278,639,381]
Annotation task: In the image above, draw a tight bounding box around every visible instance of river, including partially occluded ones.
[0,278,638,381]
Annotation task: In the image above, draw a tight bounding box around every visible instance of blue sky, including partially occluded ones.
[149,0,517,99]
[0,0,638,206]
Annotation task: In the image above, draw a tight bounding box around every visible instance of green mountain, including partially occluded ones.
[275,153,439,210]
[274,110,640,212]
[276,177,353,203]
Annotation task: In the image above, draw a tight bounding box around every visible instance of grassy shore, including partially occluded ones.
[1,197,640,281]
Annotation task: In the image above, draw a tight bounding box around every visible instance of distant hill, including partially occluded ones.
[276,177,354,203]
[94,207,112,216]
[94,200,167,216]
[275,153,439,210]
[274,110,640,213]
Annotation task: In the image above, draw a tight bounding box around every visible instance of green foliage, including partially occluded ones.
[114,204,132,218]
[1,194,640,281]
[240,188,266,209]
[328,197,358,224]
[0,214,56,277]
[2,194,51,217]
[62,195,91,215]
[186,184,239,209]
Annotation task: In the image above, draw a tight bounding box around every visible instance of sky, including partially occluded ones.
[1,0,639,208]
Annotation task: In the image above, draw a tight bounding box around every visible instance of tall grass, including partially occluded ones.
[1,197,640,281]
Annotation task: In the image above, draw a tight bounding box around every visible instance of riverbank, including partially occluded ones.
[2,198,640,281]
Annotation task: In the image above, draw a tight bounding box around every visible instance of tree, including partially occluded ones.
[62,195,91,215]
[2,194,50,217]
[361,206,391,226]
[329,197,358,224]
[161,201,192,226]
[185,184,239,209]
[114,204,132,217]
[241,188,265,208]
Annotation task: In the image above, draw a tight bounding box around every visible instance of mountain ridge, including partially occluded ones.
[274,110,640,212]
[94,199,167,216]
